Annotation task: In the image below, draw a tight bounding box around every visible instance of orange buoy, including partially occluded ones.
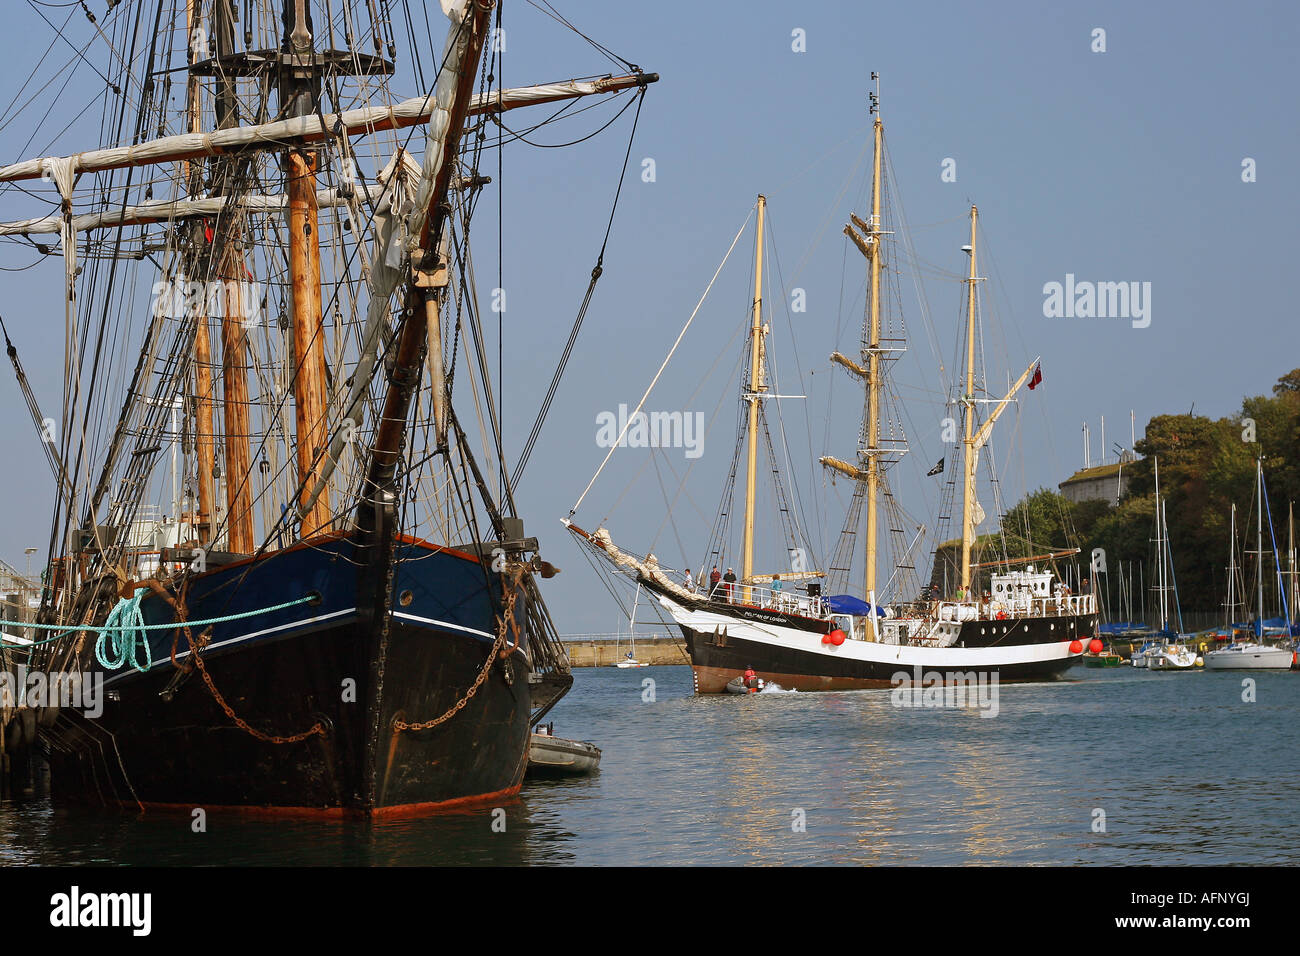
[1088,638,1104,654]
[1069,639,1083,653]
[828,629,846,646]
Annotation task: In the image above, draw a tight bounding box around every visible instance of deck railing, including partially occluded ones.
[697,581,825,618]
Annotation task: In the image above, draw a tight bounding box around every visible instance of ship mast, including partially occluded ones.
[187,0,216,545]
[863,82,884,601]
[282,0,333,538]
[741,194,767,594]
[213,1,255,553]
[959,204,979,593]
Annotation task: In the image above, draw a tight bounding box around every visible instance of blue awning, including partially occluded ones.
[824,594,883,616]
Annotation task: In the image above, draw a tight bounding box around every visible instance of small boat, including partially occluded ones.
[1082,652,1124,667]
[1204,641,1293,670]
[615,655,647,669]
[1146,642,1199,670]
[526,729,602,777]
[1204,460,1295,672]
[1131,639,1159,667]
[725,675,766,694]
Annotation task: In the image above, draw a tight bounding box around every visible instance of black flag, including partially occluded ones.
[927,457,945,477]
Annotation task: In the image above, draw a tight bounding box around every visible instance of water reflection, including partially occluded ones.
[2,665,1299,865]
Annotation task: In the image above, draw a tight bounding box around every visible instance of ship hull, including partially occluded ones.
[677,606,1092,694]
[47,534,531,816]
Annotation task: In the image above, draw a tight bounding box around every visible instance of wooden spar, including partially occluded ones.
[971,548,1080,570]
[864,105,883,599]
[219,246,255,553]
[213,4,254,554]
[960,204,979,592]
[287,148,332,536]
[193,303,217,545]
[423,235,451,448]
[363,0,493,506]
[0,74,656,185]
[187,0,215,544]
[741,195,766,599]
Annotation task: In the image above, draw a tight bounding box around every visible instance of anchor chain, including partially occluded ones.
[143,577,326,745]
[393,564,525,732]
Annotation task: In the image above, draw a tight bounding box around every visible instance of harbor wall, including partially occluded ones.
[562,637,688,667]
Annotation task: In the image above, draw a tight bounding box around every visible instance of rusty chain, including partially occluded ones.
[392,565,525,733]
[143,576,326,745]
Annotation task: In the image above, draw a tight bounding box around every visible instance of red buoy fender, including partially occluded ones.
[1069,639,1083,654]
[1089,638,1104,654]
[828,629,846,646]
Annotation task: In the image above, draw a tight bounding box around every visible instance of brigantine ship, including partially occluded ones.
[0,0,653,813]
[567,82,1096,692]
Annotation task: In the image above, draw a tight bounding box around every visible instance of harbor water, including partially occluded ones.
[2,664,1297,866]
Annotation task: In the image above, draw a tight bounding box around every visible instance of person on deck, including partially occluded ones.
[722,568,737,602]
[683,568,696,593]
[771,574,783,607]
[710,566,722,599]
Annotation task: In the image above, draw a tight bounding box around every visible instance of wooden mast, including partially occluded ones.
[210,1,255,553]
[284,0,333,538]
[863,86,883,601]
[959,204,979,594]
[187,0,216,545]
[741,194,766,595]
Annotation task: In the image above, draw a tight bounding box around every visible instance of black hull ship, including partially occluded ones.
[569,523,1095,695]
[568,81,1094,693]
[49,536,534,815]
[0,1,654,813]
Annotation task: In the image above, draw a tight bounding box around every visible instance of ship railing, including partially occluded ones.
[1027,594,1095,618]
[934,593,1096,621]
[702,582,824,618]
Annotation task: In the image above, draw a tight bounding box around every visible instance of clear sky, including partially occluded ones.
[1,1,1296,635]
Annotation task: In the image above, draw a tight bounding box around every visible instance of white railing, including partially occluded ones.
[700,581,825,618]
[936,593,1096,622]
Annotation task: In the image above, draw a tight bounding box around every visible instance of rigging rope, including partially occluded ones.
[512,85,647,486]
[569,207,755,518]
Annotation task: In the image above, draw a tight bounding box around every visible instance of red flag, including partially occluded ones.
[1028,363,1043,390]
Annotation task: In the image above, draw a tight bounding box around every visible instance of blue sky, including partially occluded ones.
[1,1,1296,634]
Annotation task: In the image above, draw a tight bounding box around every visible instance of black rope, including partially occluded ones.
[511,85,646,486]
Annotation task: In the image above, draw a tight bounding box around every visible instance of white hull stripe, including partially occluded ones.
[392,611,524,655]
[103,607,359,689]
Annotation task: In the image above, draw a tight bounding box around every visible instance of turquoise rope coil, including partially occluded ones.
[1,593,318,669]
[96,587,152,673]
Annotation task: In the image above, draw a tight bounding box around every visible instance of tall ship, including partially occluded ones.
[0,0,653,813]
[567,80,1095,692]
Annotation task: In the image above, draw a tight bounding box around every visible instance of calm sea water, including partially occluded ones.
[2,664,1297,865]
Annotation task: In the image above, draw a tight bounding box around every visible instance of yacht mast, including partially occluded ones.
[1256,455,1265,635]
[741,194,767,593]
[959,204,979,593]
[1225,502,1237,628]
[1154,457,1167,631]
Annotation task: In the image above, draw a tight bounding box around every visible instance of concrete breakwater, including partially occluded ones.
[563,637,688,667]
